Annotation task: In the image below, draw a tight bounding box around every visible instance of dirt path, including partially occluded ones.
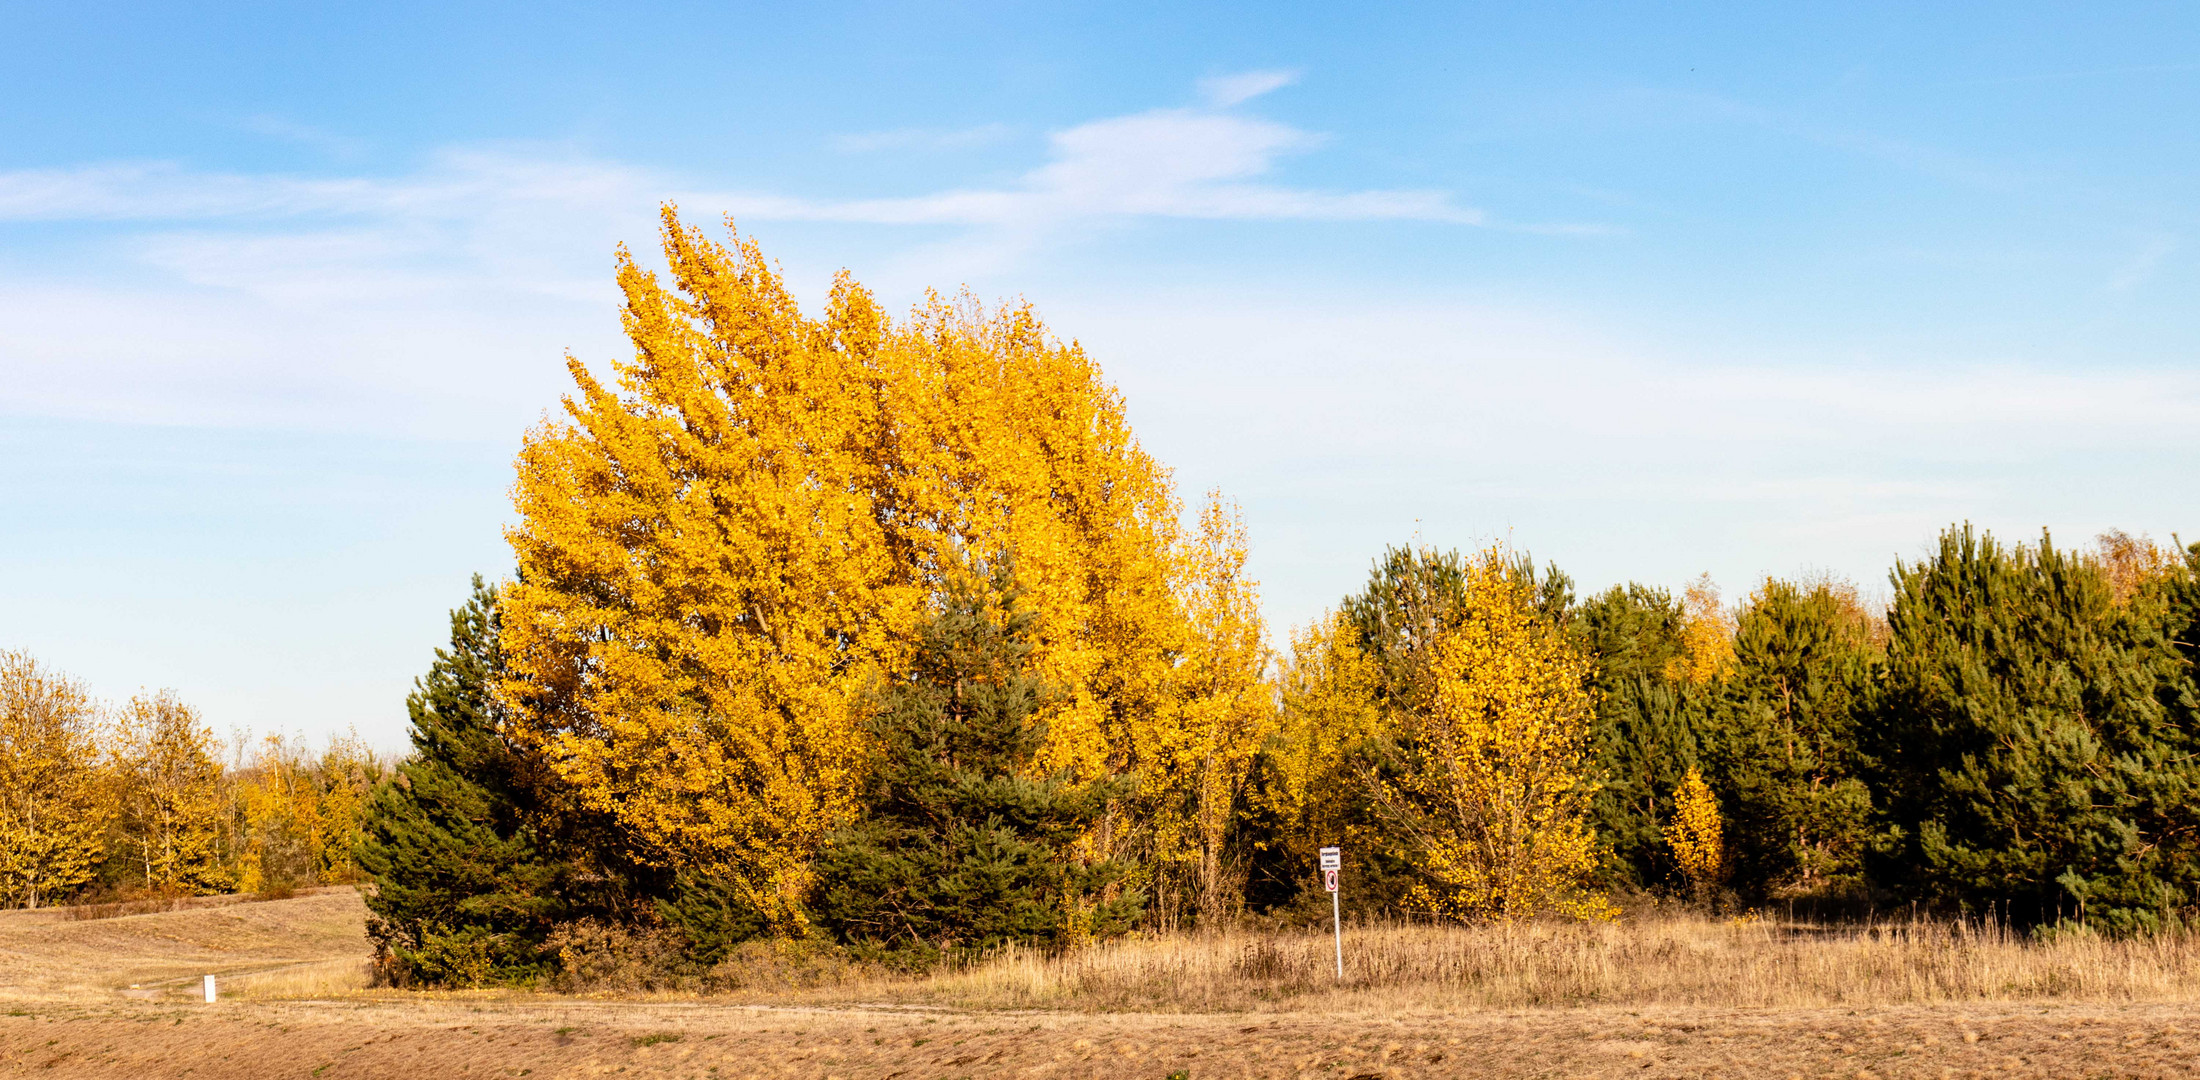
[7,996,2200,1078]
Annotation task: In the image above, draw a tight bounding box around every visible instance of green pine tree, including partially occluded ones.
[809,560,1141,962]
[1869,525,2200,932]
[1705,578,1878,902]
[1575,583,1702,890]
[356,576,569,985]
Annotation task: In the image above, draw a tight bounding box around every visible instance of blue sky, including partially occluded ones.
[5,3,2198,750]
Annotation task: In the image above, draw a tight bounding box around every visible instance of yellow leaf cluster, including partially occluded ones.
[2094,528,2183,606]
[0,651,111,908]
[1665,572,1736,685]
[501,209,1259,929]
[1379,549,1611,922]
[1665,766,1725,899]
[112,691,231,895]
[1151,494,1274,924]
[233,732,379,892]
[1261,612,1384,872]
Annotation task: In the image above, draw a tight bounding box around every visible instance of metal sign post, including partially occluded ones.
[1319,846,1342,979]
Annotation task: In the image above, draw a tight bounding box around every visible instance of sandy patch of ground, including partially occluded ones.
[9,893,2200,1077]
[7,996,2200,1078]
[0,889,370,1000]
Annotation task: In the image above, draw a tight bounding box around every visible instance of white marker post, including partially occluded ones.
[202,974,217,1003]
[1319,846,1343,979]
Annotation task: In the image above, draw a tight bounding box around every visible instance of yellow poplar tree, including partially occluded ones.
[1160,493,1274,925]
[504,215,908,930]
[502,209,1208,931]
[0,651,111,908]
[1666,573,1736,685]
[112,691,231,895]
[233,732,377,891]
[233,733,314,893]
[1664,766,1724,902]
[1257,611,1386,893]
[873,291,1187,791]
[2094,528,2180,605]
[311,735,380,884]
[1375,550,1610,921]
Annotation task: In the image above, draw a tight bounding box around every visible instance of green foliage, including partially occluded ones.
[809,560,1142,961]
[1304,545,1583,914]
[1705,579,1879,900]
[1575,583,1700,890]
[1341,546,1574,706]
[654,870,769,966]
[355,576,569,985]
[1869,526,2200,932]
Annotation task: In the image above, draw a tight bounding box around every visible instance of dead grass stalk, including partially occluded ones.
[871,911,2200,1012]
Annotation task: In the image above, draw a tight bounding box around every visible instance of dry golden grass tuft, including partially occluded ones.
[222,957,376,999]
[876,910,2200,1013]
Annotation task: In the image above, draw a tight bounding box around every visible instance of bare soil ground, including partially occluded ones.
[9,996,2200,1078]
[9,891,2200,1077]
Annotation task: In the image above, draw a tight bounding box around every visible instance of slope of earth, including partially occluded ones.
[0,889,370,1000]
[7,996,2200,1079]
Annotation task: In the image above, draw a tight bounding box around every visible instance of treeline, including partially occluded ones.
[345,212,2200,989]
[11,213,2195,992]
[1259,528,2200,935]
[0,651,385,907]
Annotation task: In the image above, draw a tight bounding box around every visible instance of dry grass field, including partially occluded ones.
[10,890,2200,1077]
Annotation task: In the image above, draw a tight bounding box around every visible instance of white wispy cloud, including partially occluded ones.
[728,106,1476,232]
[0,79,1487,433]
[829,124,1014,153]
[1197,69,1299,108]
[0,86,1476,270]
[237,115,369,158]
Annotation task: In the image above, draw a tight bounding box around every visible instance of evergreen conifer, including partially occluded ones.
[809,561,1141,961]
[1706,578,1878,901]
[1575,583,1701,890]
[357,577,568,984]
[1870,526,2200,932]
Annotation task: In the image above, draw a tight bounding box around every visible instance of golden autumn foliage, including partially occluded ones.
[1159,494,1274,925]
[111,691,230,895]
[501,208,1254,930]
[232,732,380,892]
[1665,766,1724,901]
[1666,573,1736,685]
[1262,612,1385,881]
[2094,528,2181,605]
[0,651,111,908]
[1375,549,1610,922]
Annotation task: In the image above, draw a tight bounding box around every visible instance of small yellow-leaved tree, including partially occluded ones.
[1257,612,1384,892]
[0,651,111,908]
[112,691,231,895]
[1665,573,1735,685]
[1664,766,1724,902]
[1375,549,1610,921]
[1160,493,1274,926]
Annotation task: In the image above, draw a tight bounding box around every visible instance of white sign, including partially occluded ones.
[1319,845,1344,978]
